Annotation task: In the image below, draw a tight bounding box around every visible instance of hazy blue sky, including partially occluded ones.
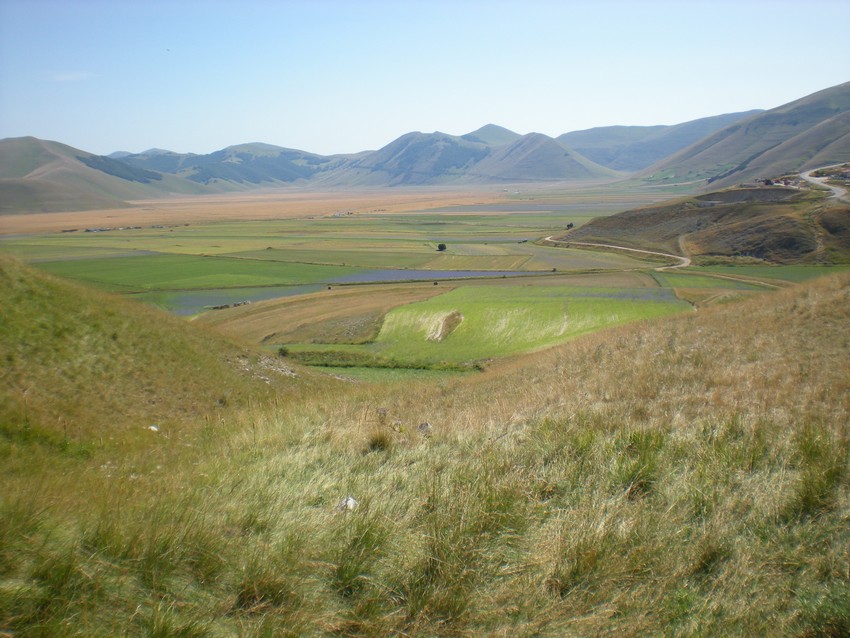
[1,0,848,155]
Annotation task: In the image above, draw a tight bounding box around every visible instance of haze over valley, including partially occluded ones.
[2,2,849,635]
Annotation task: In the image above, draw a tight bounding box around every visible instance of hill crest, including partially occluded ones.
[0,253,304,438]
[643,81,850,188]
[3,82,849,212]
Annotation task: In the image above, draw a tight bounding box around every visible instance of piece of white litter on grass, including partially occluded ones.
[149,425,159,432]
[336,496,358,511]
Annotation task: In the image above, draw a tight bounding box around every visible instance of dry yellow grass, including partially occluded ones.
[3,261,848,636]
[0,187,506,234]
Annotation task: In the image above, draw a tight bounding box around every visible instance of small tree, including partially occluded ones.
[437,243,447,252]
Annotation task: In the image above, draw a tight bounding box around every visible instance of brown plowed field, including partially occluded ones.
[0,188,504,235]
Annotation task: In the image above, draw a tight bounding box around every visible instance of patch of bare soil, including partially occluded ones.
[429,311,464,342]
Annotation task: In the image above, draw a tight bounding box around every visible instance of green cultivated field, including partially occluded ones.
[283,285,691,368]
[651,271,771,290]
[4,196,843,371]
[3,182,850,636]
[2,208,656,313]
[695,264,850,283]
[36,253,361,292]
[379,285,689,360]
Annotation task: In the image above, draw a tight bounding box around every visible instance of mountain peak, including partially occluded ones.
[462,124,521,146]
[221,142,288,156]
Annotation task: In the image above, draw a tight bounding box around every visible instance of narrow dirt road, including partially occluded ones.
[541,162,848,286]
[800,165,849,202]
[542,236,690,271]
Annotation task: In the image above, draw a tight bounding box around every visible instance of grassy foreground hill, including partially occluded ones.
[0,253,308,444]
[1,252,849,635]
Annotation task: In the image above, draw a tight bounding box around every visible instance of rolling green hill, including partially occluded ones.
[118,142,348,185]
[0,137,210,213]
[338,131,492,185]
[335,131,618,185]
[643,81,850,188]
[470,132,621,181]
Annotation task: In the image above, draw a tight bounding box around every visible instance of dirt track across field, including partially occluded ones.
[542,236,691,270]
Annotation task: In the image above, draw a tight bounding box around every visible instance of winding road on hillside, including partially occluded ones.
[543,162,850,288]
[541,235,790,290]
[542,163,848,289]
[800,164,849,202]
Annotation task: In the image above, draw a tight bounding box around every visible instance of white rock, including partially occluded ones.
[336,495,359,511]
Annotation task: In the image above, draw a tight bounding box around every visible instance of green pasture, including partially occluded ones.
[651,271,770,290]
[0,242,158,262]
[421,253,533,270]
[526,244,655,271]
[358,210,579,228]
[3,210,668,315]
[376,285,690,362]
[35,253,360,292]
[1,211,578,260]
[8,202,806,369]
[225,244,435,269]
[284,284,691,368]
[694,264,850,283]
[222,238,655,274]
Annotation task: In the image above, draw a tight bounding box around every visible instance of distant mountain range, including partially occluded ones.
[2,82,848,213]
[642,82,850,188]
[557,111,765,172]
